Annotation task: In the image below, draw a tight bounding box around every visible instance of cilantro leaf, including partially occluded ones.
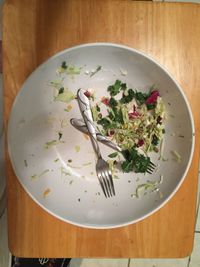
[121,147,151,173]
[107,80,122,96]
[108,152,118,158]
[109,97,118,107]
[58,87,64,94]
[121,160,134,173]
[120,88,135,104]
[61,61,67,69]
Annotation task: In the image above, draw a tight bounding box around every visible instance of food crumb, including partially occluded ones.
[58,131,63,140]
[24,160,28,167]
[43,188,51,198]
[82,162,92,166]
[75,145,80,153]
[83,133,89,140]
[119,68,128,76]
[85,70,90,75]
[65,104,73,112]
[31,174,37,180]
[171,150,181,162]
[131,194,135,198]
[60,118,68,128]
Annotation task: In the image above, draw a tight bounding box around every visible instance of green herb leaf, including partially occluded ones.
[58,87,64,94]
[108,80,122,96]
[108,152,118,158]
[135,91,149,105]
[147,103,156,110]
[121,147,151,173]
[61,61,67,69]
[121,83,127,91]
[151,134,159,146]
[121,160,134,172]
[97,117,112,129]
[109,97,118,107]
[96,104,101,112]
[58,132,63,140]
[134,155,150,173]
[120,88,135,104]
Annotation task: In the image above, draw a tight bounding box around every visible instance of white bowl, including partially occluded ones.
[8,43,195,229]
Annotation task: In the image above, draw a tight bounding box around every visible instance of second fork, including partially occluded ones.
[77,89,115,197]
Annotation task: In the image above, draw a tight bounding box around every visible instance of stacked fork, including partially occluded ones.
[77,89,115,198]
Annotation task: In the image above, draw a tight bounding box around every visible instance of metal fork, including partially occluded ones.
[70,118,156,174]
[77,89,115,198]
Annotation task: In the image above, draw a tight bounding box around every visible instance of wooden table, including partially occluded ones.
[3,0,200,258]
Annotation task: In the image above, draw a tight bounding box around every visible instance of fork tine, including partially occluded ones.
[146,161,156,174]
[97,173,108,198]
[149,161,156,168]
[101,171,111,197]
[104,171,114,197]
[107,170,115,196]
[147,165,155,172]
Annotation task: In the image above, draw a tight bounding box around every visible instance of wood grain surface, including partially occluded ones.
[3,0,200,258]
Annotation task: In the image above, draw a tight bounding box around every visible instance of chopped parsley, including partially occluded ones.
[121,147,150,173]
[58,87,64,94]
[58,132,63,140]
[61,61,67,69]
[108,79,123,96]
[108,152,118,158]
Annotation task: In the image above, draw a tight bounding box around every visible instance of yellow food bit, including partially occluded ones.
[60,118,68,128]
[82,162,92,166]
[75,145,80,152]
[171,150,181,162]
[65,104,73,112]
[43,188,51,198]
[31,174,37,180]
[83,133,89,140]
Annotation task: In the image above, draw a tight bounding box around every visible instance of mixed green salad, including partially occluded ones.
[50,60,166,175]
[87,80,166,173]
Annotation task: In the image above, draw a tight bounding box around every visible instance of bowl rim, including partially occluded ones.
[7,42,195,229]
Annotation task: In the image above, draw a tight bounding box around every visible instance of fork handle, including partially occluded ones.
[77,89,102,159]
[70,118,123,153]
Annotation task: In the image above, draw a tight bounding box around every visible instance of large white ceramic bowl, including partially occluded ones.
[8,43,195,229]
